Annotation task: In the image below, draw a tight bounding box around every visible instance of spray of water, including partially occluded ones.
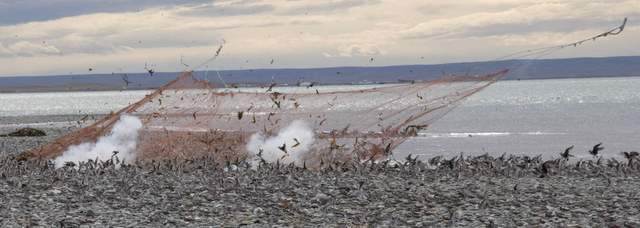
[246,120,315,167]
[53,115,143,168]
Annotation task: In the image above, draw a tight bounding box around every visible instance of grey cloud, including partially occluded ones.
[280,0,381,15]
[454,17,634,38]
[182,2,275,17]
[0,24,225,58]
[416,2,521,17]
[0,41,62,57]
[404,17,635,40]
[106,29,224,49]
[0,42,12,57]
[0,0,211,25]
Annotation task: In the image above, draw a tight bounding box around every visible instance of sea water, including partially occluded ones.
[1,77,639,159]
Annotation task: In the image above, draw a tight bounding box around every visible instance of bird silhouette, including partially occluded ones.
[537,161,553,178]
[628,151,639,157]
[278,143,287,153]
[560,145,574,160]
[266,83,276,92]
[292,138,301,148]
[622,151,639,165]
[589,143,604,157]
[121,74,131,87]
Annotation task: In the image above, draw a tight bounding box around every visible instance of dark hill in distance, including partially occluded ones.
[1,56,639,93]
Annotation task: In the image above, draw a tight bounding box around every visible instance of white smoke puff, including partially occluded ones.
[53,115,143,168]
[246,120,315,167]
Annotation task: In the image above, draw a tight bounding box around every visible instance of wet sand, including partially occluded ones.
[1,118,640,227]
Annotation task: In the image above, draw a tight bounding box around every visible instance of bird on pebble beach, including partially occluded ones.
[622,151,639,159]
[622,151,639,165]
[537,161,552,178]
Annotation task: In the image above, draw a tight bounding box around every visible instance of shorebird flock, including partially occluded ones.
[1,142,638,179]
[1,142,639,227]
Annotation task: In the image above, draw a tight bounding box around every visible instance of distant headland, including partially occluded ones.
[1,55,639,93]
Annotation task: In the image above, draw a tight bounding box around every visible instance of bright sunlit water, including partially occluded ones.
[1,77,639,159]
[397,76,640,159]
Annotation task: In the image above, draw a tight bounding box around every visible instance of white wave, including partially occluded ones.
[418,131,567,138]
[0,121,77,128]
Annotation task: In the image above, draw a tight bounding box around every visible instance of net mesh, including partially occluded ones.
[19,69,508,167]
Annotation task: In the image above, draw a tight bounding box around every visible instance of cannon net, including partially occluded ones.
[20,69,508,168]
[17,18,629,168]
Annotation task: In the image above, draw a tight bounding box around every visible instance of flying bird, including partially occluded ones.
[278,143,287,153]
[560,145,574,160]
[271,99,281,109]
[266,83,277,92]
[145,63,155,76]
[214,42,224,57]
[589,143,604,157]
[122,74,131,87]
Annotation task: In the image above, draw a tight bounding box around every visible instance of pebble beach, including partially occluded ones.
[1,120,640,227]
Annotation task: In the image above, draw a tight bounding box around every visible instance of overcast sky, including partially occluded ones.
[0,0,638,76]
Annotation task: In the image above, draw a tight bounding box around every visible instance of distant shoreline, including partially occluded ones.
[1,74,639,94]
[2,55,640,93]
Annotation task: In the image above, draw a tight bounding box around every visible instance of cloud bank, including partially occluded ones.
[0,0,638,76]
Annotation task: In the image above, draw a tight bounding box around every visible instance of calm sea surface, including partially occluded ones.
[1,77,639,159]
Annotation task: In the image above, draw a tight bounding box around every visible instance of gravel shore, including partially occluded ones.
[1,126,640,227]
[0,116,80,156]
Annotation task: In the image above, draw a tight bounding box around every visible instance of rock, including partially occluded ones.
[81,209,97,217]
[0,128,46,137]
[253,207,264,215]
[572,208,589,214]
[313,193,331,205]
